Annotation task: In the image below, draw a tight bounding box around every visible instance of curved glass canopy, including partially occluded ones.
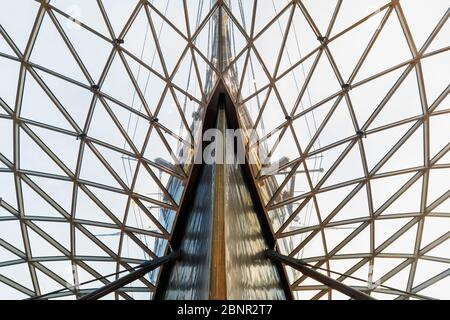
[0,0,449,300]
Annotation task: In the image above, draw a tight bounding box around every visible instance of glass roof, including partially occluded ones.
[0,0,449,300]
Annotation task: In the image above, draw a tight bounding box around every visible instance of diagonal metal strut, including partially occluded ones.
[79,251,180,300]
[266,250,376,300]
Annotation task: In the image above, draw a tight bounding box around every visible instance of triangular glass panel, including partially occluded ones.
[20,71,74,130]
[30,13,88,84]
[79,145,122,189]
[123,6,164,75]
[354,12,413,82]
[253,5,292,77]
[330,185,371,223]
[19,128,67,176]
[28,226,63,257]
[50,0,111,36]
[101,0,140,37]
[382,176,423,215]
[22,182,64,218]
[0,58,20,108]
[0,1,40,52]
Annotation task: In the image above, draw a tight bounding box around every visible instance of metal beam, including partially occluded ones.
[79,251,180,300]
[266,250,376,300]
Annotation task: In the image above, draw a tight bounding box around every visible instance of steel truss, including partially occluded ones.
[0,0,448,300]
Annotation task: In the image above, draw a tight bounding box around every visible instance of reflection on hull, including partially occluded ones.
[224,161,286,299]
[163,108,286,300]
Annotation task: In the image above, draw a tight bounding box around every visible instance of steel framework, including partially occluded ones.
[0,0,448,300]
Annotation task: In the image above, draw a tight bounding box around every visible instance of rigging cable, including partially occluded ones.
[238,0,267,137]
[116,0,171,289]
[270,0,325,258]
